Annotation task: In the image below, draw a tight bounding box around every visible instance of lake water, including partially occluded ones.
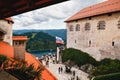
[30,50,56,58]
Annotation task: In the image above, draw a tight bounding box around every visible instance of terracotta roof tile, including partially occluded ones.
[0,41,14,58]
[25,53,57,80]
[12,36,28,41]
[65,0,120,22]
[4,18,14,23]
[0,41,57,80]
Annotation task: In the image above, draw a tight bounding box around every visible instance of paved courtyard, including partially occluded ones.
[42,59,89,80]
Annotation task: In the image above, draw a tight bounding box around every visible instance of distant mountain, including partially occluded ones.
[14,32,56,51]
[13,29,66,51]
[13,29,66,40]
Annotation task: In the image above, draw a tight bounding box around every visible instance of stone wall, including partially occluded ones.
[66,12,120,60]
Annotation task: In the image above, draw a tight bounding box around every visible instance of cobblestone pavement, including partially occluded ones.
[42,59,89,80]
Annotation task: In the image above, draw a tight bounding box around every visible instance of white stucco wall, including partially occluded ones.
[0,20,13,45]
[66,12,120,60]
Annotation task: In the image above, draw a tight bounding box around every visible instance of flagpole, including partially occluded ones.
[55,36,64,64]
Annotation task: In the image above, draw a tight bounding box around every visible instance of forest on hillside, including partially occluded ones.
[14,32,56,51]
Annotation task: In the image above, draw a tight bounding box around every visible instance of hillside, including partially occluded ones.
[14,32,57,51]
[13,29,66,40]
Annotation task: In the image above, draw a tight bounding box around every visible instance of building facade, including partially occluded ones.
[65,0,120,60]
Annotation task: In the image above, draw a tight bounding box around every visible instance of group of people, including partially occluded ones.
[40,53,81,80]
[68,70,80,80]
[70,70,80,80]
[40,54,56,67]
[58,66,80,80]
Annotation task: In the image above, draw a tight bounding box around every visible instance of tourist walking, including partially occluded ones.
[58,67,61,74]
[60,66,63,73]
[46,60,49,67]
[71,77,74,80]
[73,70,75,78]
[76,76,79,80]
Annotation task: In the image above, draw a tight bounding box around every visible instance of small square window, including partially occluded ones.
[89,40,91,46]
[108,13,112,16]
[75,40,76,43]
[112,41,114,46]
[89,17,92,20]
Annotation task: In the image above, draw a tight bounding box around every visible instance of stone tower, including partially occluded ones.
[0,18,14,45]
[12,36,28,61]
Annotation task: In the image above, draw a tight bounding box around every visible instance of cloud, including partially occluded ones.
[12,0,107,30]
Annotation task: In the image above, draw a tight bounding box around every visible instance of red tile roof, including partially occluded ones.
[65,0,120,22]
[0,42,57,80]
[0,41,14,58]
[25,53,57,80]
[12,36,28,41]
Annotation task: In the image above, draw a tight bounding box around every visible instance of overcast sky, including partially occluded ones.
[12,0,107,30]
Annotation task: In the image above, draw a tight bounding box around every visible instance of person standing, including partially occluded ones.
[73,70,75,78]
[60,66,63,73]
[76,76,79,80]
[45,60,49,67]
[58,67,61,74]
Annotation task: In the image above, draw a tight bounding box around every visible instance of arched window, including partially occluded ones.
[118,19,120,29]
[97,21,105,30]
[85,23,90,30]
[69,25,74,31]
[76,24,80,31]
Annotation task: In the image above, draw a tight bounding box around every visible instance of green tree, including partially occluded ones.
[0,54,7,68]
[62,48,98,67]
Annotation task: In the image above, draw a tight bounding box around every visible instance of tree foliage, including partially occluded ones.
[94,72,120,80]
[61,48,120,80]
[62,48,98,67]
[91,59,120,76]
[3,60,44,80]
[0,54,8,67]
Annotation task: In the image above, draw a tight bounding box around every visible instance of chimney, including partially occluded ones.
[12,36,28,61]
